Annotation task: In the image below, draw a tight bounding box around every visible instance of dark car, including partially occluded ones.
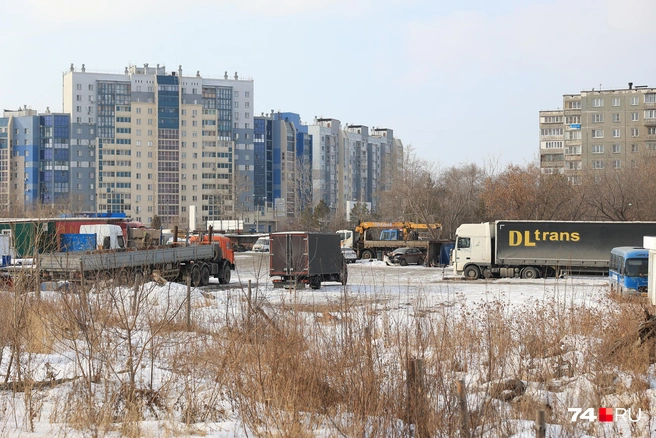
[388,247,425,266]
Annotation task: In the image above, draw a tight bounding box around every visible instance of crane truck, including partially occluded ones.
[337,221,441,260]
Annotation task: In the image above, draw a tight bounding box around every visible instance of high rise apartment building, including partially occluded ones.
[540,83,656,181]
[62,63,254,228]
[0,108,70,210]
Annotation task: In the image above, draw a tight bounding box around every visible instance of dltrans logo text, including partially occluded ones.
[509,230,580,247]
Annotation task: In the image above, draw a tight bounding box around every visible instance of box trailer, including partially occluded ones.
[269,232,347,289]
[453,221,656,279]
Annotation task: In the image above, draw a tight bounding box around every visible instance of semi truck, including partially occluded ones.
[270,232,347,289]
[337,221,441,260]
[36,238,235,287]
[453,220,656,279]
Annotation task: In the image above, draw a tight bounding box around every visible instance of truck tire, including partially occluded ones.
[219,264,231,284]
[521,267,539,279]
[310,275,321,290]
[191,265,202,287]
[201,264,211,286]
[361,249,375,260]
[464,265,480,280]
[212,245,223,263]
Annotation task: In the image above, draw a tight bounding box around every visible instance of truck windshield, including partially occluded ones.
[117,235,125,249]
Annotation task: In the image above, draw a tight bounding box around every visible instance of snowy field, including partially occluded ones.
[1,251,654,437]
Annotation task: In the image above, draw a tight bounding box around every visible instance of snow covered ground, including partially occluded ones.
[1,251,653,437]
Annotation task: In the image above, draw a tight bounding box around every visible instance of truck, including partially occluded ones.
[36,233,235,287]
[337,221,441,260]
[453,220,656,279]
[269,232,347,289]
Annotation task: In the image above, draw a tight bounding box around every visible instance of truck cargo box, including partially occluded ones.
[496,221,656,268]
[270,232,346,289]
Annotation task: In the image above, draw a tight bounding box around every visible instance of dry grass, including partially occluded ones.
[0,278,654,437]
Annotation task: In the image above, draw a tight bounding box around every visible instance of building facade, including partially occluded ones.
[0,108,70,211]
[62,63,254,228]
[540,83,656,182]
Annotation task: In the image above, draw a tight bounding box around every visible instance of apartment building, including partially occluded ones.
[62,63,254,228]
[0,108,70,211]
[540,83,656,182]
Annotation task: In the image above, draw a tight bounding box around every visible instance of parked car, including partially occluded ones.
[341,247,358,264]
[387,247,425,266]
[252,237,270,252]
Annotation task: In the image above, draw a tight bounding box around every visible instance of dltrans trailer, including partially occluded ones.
[453,220,656,279]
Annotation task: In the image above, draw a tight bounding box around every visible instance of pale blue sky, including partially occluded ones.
[1,0,654,168]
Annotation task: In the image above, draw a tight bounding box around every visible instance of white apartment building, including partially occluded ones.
[63,63,254,228]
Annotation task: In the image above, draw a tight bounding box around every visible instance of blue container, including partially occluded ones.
[0,255,10,266]
[60,234,97,252]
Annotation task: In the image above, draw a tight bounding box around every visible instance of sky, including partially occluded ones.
[1,0,655,169]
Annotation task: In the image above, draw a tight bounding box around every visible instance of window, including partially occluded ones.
[592,145,604,154]
[612,113,620,122]
[592,98,604,107]
[566,100,581,109]
[148,108,153,114]
[612,160,621,169]
[632,112,639,121]
[631,128,639,137]
[592,160,604,169]
[76,84,82,90]
[76,95,82,101]
[245,91,250,97]
[649,127,656,135]
[612,97,620,106]
[645,110,656,119]
[631,96,639,105]
[631,144,639,152]
[646,94,656,103]
[592,129,604,138]
[88,84,93,91]
[613,129,620,138]
[613,144,621,153]
[592,114,604,123]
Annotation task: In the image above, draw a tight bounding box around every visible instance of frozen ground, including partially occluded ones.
[0,251,649,437]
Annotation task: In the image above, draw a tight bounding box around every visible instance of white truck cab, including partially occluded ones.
[453,223,494,277]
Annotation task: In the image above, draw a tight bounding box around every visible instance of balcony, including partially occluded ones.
[564,109,581,116]
[565,140,582,146]
[645,102,656,109]
[644,119,656,126]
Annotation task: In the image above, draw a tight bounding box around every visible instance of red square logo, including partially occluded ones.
[599,407,613,422]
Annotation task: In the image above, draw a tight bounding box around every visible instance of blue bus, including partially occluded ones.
[609,246,649,294]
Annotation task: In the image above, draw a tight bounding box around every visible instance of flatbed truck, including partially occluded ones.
[36,242,234,287]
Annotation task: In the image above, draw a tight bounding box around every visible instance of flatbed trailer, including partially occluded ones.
[37,243,233,287]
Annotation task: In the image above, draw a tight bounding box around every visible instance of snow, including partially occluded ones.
[1,252,654,436]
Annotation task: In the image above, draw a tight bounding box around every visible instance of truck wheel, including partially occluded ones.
[400,258,408,266]
[219,264,231,284]
[191,265,202,287]
[200,264,211,286]
[464,265,480,280]
[361,250,375,260]
[521,267,539,279]
[310,275,321,290]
